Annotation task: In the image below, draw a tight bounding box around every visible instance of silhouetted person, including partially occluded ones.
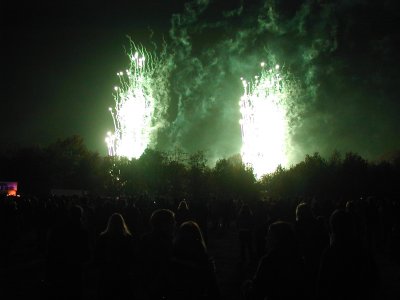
[95,213,136,300]
[237,204,255,262]
[366,196,380,252]
[45,205,90,300]
[125,200,143,235]
[167,221,220,300]
[317,209,379,300]
[346,200,367,247]
[294,202,328,298]
[176,200,191,227]
[0,198,18,268]
[250,221,306,300]
[192,200,209,243]
[139,209,176,299]
[254,200,271,259]
[222,198,235,229]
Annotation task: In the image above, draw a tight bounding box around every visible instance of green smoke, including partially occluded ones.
[141,0,399,165]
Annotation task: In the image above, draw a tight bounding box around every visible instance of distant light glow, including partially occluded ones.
[239,62,288,178]
[106,46,160,159]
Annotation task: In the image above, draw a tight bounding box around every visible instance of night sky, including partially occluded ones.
[2,0,399,165]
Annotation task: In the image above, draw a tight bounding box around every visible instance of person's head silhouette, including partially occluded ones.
[102,213,131,236]
[150,209,175,235]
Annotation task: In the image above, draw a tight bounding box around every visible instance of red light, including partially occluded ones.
[7,190,17,196]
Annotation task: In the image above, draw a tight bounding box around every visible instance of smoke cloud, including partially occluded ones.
[146,0,399,165]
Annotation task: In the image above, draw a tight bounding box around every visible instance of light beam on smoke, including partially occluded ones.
[239,62,288,178]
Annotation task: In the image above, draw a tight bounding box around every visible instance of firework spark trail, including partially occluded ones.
[105,46,161,159]
[239,62,288,178]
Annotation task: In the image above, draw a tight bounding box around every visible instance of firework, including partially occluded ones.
[239,62,288,178]
[106,46,160,159]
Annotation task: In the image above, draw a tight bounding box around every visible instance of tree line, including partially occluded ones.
[1,135,399,201]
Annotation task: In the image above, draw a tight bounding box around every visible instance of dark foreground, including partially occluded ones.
[1,222,399,299]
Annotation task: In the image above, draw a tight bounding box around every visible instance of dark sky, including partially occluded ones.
[2,0,400,165]
[1,1,182,154]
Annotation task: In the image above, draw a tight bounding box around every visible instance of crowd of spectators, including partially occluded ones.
[1,193,399,299]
